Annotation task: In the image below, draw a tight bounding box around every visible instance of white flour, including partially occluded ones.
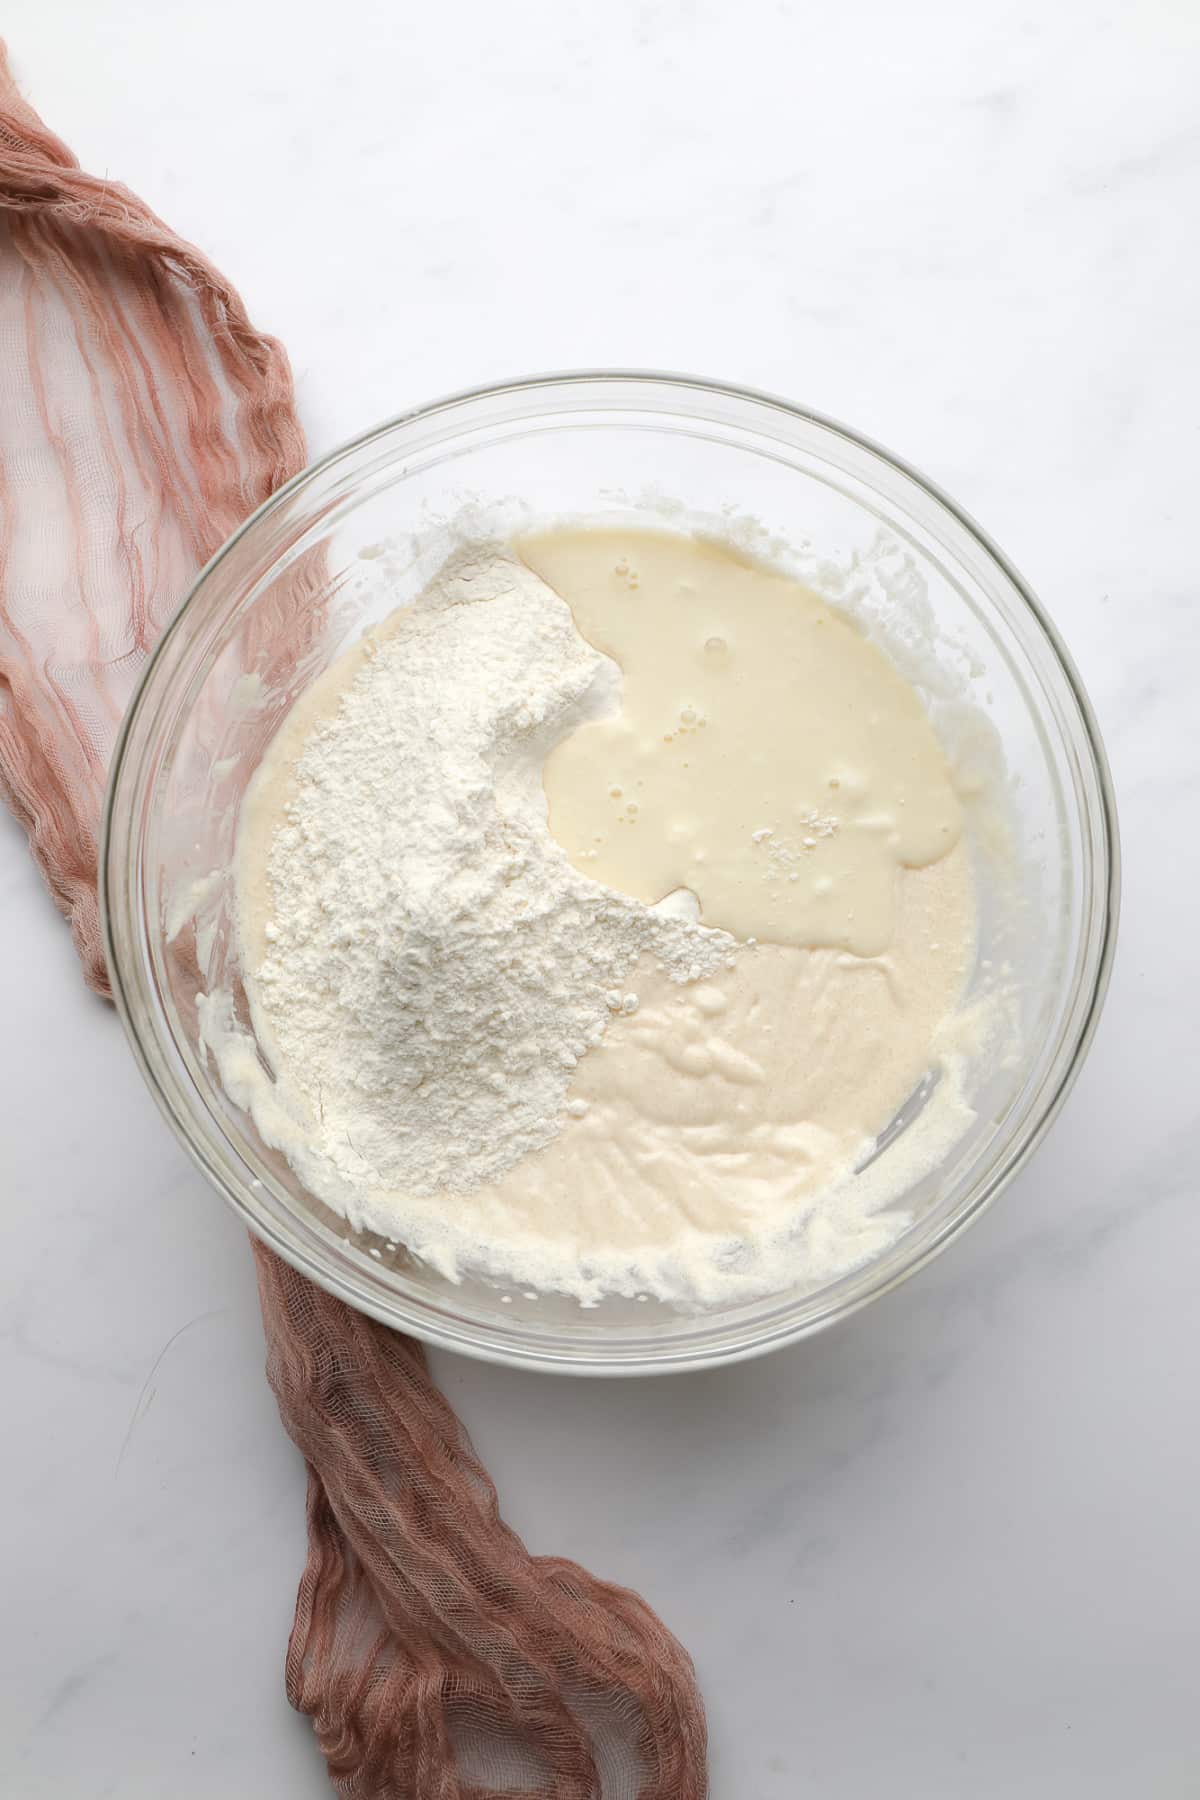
[228,552,731,1207]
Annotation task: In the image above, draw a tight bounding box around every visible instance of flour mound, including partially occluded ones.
[247,552,730,1200]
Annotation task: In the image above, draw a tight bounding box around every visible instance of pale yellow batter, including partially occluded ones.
[455,530,975,1284]
[525,529,963,957]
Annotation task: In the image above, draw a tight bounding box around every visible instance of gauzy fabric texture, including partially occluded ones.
[0,49,707,1800]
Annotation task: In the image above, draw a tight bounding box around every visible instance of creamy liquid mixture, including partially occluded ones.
[218,528,979,1306]
[527,530,963,957]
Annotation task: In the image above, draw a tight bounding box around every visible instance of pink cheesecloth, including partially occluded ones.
[0,49,707,1800]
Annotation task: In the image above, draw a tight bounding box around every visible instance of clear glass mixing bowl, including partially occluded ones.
[101,373,1118,1374]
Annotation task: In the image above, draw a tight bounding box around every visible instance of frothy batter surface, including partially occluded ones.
[209,527,980,1307]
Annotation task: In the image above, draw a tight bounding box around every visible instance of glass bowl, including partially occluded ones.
[101,372,1118,1374]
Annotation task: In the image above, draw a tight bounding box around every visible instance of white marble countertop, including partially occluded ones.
[4,3,1198,1794]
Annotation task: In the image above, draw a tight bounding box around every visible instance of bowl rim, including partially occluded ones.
[100,368,1121,1375]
